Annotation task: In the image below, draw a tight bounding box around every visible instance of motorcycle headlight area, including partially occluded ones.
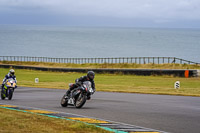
[7,82,11,86]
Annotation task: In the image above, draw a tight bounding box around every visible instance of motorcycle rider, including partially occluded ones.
[66,71,96,100]
[1,69,17,90]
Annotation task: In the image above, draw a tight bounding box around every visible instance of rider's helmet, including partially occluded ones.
[9,69,15,76]
[87,71,95,80]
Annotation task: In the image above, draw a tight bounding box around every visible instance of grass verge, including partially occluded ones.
[0,68,200,97]
[0,107,111,133]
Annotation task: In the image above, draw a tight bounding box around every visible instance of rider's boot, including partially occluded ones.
[66,89,71,96]
[1,85,4,92]
[66,87,74,96]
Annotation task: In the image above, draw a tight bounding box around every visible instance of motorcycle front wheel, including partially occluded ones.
[75,93,87,108]
[60,94,68,107]
[8,88,13,100]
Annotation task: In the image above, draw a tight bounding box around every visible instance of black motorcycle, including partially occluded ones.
[61,81,94,108]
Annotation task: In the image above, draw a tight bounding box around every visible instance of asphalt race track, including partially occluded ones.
[1,87,200,133]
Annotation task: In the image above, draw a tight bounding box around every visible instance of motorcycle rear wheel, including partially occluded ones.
[60,94,68,107]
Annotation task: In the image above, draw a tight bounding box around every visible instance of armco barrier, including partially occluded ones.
[0,64,198,77]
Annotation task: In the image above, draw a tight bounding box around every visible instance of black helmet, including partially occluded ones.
[9,69,15,76]
[87,71,95,80]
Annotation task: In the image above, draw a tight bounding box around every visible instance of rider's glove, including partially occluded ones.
[15,85,17,88]
[92,88,96,94]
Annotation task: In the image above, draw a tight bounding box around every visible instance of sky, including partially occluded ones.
[0,0,200,28]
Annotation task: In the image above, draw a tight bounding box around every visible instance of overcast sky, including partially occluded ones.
[0,0,200,28]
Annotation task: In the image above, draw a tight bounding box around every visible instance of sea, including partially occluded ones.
[0,25,200,63]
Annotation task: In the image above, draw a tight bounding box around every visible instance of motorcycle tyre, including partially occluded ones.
[8,89,13,100]
[60,94,68,107]
[75,93,87,108]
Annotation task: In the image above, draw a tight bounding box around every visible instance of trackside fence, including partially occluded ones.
[0,56,199,65]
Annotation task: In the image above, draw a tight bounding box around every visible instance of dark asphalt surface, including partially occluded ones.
[1,87,200,133]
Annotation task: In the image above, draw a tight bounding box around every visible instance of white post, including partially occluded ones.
[35,78,39,83]
[174,81,180,89]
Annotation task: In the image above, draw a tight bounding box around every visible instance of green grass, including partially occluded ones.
[0,108,111,133]
[0,68,200,97]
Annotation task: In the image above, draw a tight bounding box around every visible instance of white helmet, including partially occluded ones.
[9,69,15,76]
